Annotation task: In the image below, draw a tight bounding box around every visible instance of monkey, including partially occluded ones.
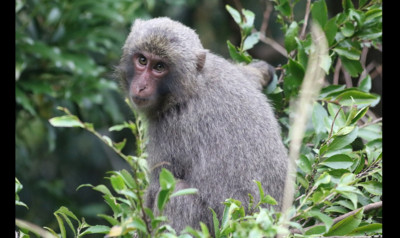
[116,17,288,233]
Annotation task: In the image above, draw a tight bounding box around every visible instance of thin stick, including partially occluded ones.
[300,0,312,40]
[278,23,328,237]
[259,34,288,57]
[260,0,273,36]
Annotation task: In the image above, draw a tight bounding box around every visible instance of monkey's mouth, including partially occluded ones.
[131,96,151,107]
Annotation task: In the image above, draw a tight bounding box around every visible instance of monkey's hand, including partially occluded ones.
[247,60,275,88]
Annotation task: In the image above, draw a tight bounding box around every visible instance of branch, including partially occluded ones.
[260,0,273,36]
[333,58,342,85]
[299,0,312,40]
[259,34,287,57]
[15,219,57,238]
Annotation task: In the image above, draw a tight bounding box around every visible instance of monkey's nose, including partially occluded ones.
[138,85,147,92]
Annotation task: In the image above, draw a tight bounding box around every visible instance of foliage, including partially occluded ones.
[227,0,382,237]
[16,0,381,237]
[15,0,154,229]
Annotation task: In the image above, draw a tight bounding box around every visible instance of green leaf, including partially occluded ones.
[334,89,380,107]
[220,200,240,232]
[342,0,354,11]
[113,139,126,152]
[358,181,382,195]
[284,22,299,53]
[254,180,265,202]
[325,206,348,214]
[157,189,170,212]
[54,213,66,238]
[358,75,371,92]
[209,208,220,238]
[312,102,329,134]
[305,225,326,235]
[243,32,260,51]
[110,175,126,192]
[359,0,369,8]
[227,40,252,63]
[321,126,358,154]
[275,0,292,17]
[288,58,305,81]
[320,154,354,169]
[109,123,130,132]
[339,56,363,77]
[48,115,84,128]
[347,223,382,236]
[359,124,381,141]
[298,154,312,174]
[200,222,211,237]
[16,86,36,116]
[55,206,80,224]
[97,214,119,226]
[349,106,369,125]
[319,85,346,99]
[324,208,363,236]
[324,17,338,46]
[308,210,333,232]
[314,172,331,188]
[129,217,148,233]
[341,21,355,37]
[336,125,355,136]
[170,188,198,198]
[93,184,113,196]
[262,195,278,205]
[102,135,113,147]
[312,0,328,27]
[119,169,136,189]
[365,8,382,22]
[80,225,110,235]
[339,173,356,186]
[333,47,361,61]
[159,168,175,190]
[241,9,255,33]
[226,5,241,25]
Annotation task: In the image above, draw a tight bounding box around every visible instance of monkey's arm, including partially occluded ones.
[242,60,275,90]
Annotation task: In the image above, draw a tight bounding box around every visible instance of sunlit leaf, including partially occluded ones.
[320,154,354,169]
[49,115,84,128]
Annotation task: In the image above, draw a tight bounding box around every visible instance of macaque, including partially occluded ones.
[116,17,288,232]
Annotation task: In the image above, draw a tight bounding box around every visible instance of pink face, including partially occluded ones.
[129,52,169,108]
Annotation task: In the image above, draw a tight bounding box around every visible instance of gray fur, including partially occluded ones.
[117,17,288,233]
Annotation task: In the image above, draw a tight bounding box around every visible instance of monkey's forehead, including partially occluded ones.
[125,17,203,55]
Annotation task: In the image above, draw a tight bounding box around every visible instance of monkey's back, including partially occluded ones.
[146,52,288,218]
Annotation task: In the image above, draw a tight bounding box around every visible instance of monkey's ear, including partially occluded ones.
[196,50,208,72]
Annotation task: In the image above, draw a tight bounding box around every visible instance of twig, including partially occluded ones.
[320,106,343,149]
[260,0,273,36]
[259,34,287,57]
[342,65,353,88]
[15,219,57,238]
[333,58,342,85]
[359,117,382,129]
[278,23,328,238]
[299,0,312,40]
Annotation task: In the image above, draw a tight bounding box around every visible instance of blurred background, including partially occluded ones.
[15,0,381,230]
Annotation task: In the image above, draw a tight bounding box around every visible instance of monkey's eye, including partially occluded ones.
[138,55,147,65]
[154,62,166,72]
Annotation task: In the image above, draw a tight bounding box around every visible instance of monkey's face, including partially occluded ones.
[128,51,169,109]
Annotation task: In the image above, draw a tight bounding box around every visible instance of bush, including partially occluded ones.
[16,0,381,237]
